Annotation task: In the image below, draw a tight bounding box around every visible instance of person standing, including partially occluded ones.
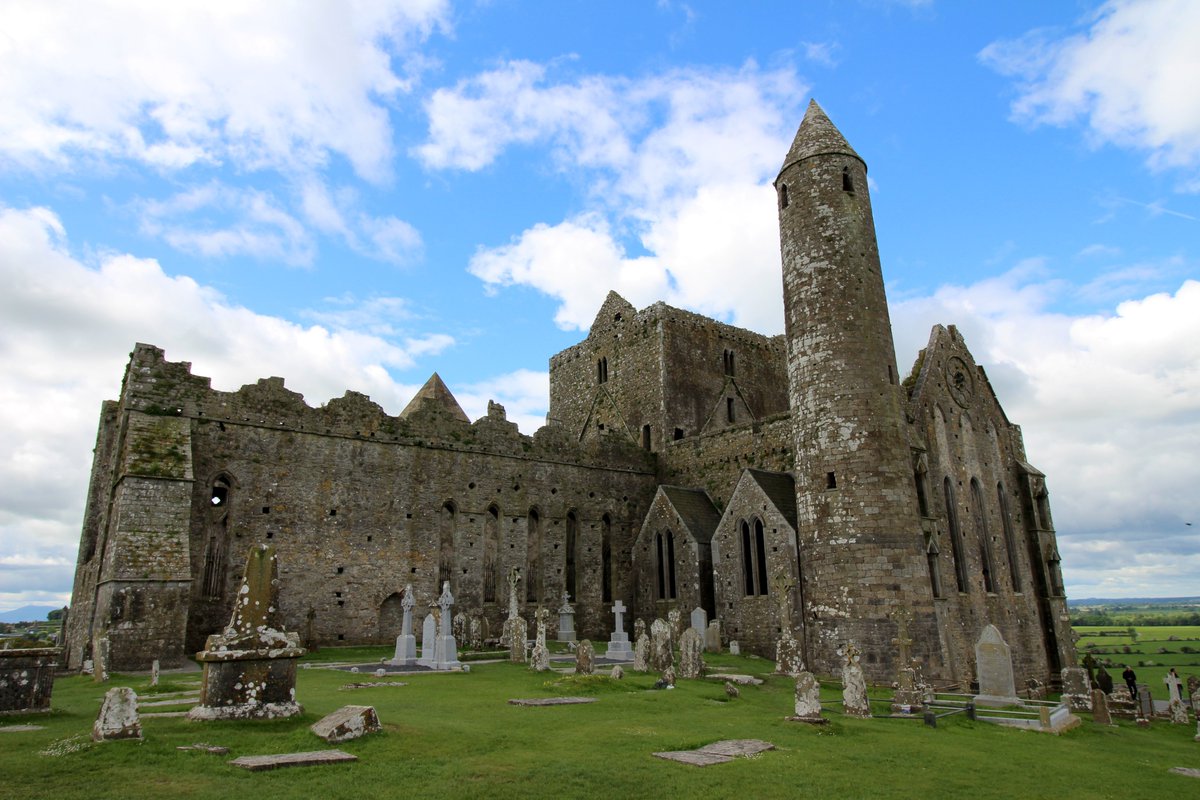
[1122,665,1137,697]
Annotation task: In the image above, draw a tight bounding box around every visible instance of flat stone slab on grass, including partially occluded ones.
[228,750,358,771]
[177,744,230,754]
[139,690,201,700]
[1171,767,1200,779]
[341,682,408,690]
[508,697,597,707]
[0,725,45,733]
[139,697,199,708]
[654,739,775,766]
[707,673,764,686]
[142,711,191,719]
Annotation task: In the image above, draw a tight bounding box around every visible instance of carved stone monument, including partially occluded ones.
[188,545,305,720]
[678,627,705,679]
[1061,666,1092,711]
[93,686,141,741]
[575,639,595,675]
[890,611,924,713]
[973,624,1021,706]
[502,568,527,664]
[690,607,707,637]
[704,621,721,654]
[840,642,871,718]
[650,619,673,672]
[788,671,826,724]
[605,600,634,661]
[557,592,577,643]
[530,607,551,672]
[1091,689,1113,725]
[418,614,437,667]
[388,585,418,666]
[632,632,650,672]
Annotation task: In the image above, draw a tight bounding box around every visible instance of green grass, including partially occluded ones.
[2,654,1199,800]
[1075,625,1200,699]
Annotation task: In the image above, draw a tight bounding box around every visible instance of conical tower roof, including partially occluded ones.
[399,372,470,422]
[779,99,863,175]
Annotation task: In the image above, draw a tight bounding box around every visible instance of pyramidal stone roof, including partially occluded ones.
[399,372,470,422]
[779,98,863,175]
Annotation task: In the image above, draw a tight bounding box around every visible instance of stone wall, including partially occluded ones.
[0,648,60,715]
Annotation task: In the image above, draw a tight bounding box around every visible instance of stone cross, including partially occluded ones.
[558,591,573,614]
[773,572,795,622]
[892,609,914,667]
[1165,671,1184,704]
[437,581,454,638]
[535,607,550,646]
[506,567,521,618]
[612,600,627,631]
[401,584,416,637]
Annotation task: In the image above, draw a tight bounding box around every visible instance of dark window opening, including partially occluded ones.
[726,397,735,423]
[741,522,755,595]
[826,471,837,490]
[597,357,609,384]
[210,485,228,507]
[927,550,942,598]
[779,183,789,209]
[261,506,270,514]
[998,483,1022,592]
[483,504,499,603]
[642,424,651,450]
[673,428,684,441]
[526,508,542,603]
[601,514,613,603]
[655,533,666,600]
[565,511,578,598]
[888,364,895,385]
[945,478,968,593]
[972,479,996,593]
[666,531,677,600]
[439,501,456,588]
[842,166,854,193]
[723,349,736,377]
[754,519,769,596]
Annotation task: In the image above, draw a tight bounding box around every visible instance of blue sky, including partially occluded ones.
[1,0,1198,610]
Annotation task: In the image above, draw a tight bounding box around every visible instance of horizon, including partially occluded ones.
[1,1,1198,607]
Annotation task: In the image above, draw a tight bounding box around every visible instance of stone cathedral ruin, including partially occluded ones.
[65,101,1076,687]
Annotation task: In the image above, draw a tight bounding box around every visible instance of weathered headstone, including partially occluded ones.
[611,665,624,680]
[468,616,483,650]
[690,607,707,637]
[633,618,646,643]
[188,545,305,721]
[1169,699,1189,725]
[388,585,418,666]
[502,568,527,663]
[1061,666,1092,711]
[840,642,871,718]
[661,665,677,687]
[433,581,461,670]
[973,624,1021,706]
[530,607,550,672]
[632,632,650,672]
[775,633,803,677]
[452,612,468,645]
[1025,677,1047,701]
[93,686,141,741]
[650,619,673,672]
[1187,675,1200,706]
[310,705,381,743]
[1091,689,1112,726]
[575,639,595,675]
[605,600,634,661]
[725,681,739,699]
[667,609,684,649]
[704,620,721,654]
[418,614,437,667]
[789,671,826,724]
[150,659,160,687]
[729,640,740,656]
[557,592,576,643]
[1136,684,1154,720]
[1095,665,1113,694]
[890,611,923,712]
[678,628,705,680]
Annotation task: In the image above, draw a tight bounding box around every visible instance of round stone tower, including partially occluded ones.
[775,100,933,679]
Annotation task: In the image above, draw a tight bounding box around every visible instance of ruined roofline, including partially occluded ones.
[549,292,785,367]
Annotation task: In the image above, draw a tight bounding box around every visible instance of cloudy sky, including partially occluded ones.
[1,0,1197,610]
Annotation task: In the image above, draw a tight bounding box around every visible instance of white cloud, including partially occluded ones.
[0,205,458,604]
[0,0,450,178]
[298,179,424,265]
[892,268,1200,597]
[455,369,551,435]
[422,60,805,330]
[981,0,1200,178]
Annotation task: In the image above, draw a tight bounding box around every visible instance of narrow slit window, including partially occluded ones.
[842,166,854,193]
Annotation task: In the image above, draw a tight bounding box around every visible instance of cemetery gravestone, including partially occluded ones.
[433,581,461,670]
[1061,666,1092,711]
[973,624,1021,706]
[789,671,826,724]
[0,648,59,715]
[840,643,871,718]
[418,614,437,667]
[650,619,673,672]
[311,705,381,743]
[1091,689,1112,726]
[530,608,551,672]
[704,620,721,654]
[188,545,305,721]
[557,592,576,643]
[388,585,418,666]
[605,601,634,661]
[575,640,595,675]
[93,686,141,741]
[632,633,650,672]
[678,628,705,679]
[690,607,707,638]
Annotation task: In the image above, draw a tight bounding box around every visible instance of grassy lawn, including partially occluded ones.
[2,648,1198,799]
[1075,625,1200,699]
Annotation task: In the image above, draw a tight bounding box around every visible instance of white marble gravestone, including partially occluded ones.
[388,585,418,666]
[605,600,634,661]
